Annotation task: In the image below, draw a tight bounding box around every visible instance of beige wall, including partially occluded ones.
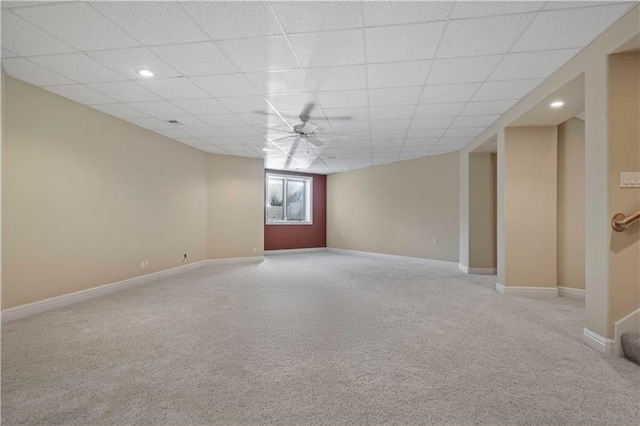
[468,153,497,269]
[557,118,586,290]
[502,126,558,287]
[207,154,264,259]
[607,52,640,337]
[3,77,265,310]
[327,152,459,262]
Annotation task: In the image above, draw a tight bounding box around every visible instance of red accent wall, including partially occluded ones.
[264,169,326,250]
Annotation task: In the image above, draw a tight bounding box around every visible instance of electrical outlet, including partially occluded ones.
[140,261,145,270]
[253,247,257,253]
[433,238,438,245]
[342,232,345,238]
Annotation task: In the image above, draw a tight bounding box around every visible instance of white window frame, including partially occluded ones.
[265,173,313,225]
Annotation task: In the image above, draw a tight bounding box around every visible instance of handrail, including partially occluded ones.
[612,210,640,232]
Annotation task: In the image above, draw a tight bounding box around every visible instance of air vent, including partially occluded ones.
[167,120,182,125]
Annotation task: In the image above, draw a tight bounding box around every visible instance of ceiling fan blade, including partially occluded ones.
[307,135,326,147]
[300,121,318,134]
[258,126,295,133]
[268,134,298,142]
[324,115,352,121]
[312,132,350,140]
[299,102,315,123]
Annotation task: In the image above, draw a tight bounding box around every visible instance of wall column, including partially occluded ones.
[497,126,558,295]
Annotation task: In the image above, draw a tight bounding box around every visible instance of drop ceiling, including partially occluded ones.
[1,1,636,174]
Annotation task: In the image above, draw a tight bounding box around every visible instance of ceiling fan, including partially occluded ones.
[259,103,349,148]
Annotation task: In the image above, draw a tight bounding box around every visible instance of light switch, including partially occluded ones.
[620,172,640,188]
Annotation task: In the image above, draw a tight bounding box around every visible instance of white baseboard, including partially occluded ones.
[458,264,496,275]
[558,286,586,299]
[265,247,327,255]
[206,256,264,265]
[1,256,264,323]
[327,247,458,269]
[495,283,559,297]
[583,328,617,356]
[615,308,640,357]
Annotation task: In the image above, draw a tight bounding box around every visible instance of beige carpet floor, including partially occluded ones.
[2,252,639,425]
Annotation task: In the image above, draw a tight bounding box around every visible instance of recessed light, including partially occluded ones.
[550,101,564,108]
[136,69,154,77]
[262,147,270,151]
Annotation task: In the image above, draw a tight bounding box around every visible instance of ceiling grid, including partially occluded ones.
[1,0,636,173]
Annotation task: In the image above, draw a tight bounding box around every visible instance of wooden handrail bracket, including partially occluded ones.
[612,210,640,232]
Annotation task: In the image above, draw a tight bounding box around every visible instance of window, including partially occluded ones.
[266,173,312,224]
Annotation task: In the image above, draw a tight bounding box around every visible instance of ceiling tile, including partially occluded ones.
[127,101,188,117]
[401,144,437,152]
[245,69,310,94]
[430,146,460,154]
[14,2,139,50]
[443,127,486,137]
[489,49,581,81]
[365,22,445,63]
[89,103,148,119]
[1,57,73,86]
[202,136,242,146]
[190,74,259,97]
[272,1,362,33]
[438,136,475,145]
[364,1,451,26]
[512,4,633,51]
[370,119,412,131]
[217,36,298,72]
[473,79,543,101]
[1,48,17,58]
[542,1,619,10]
[45,84,115,105]
[137,78,209,100]
[30,53,124,83]
[185,127,225,138]
[171,98,230,115]
[450,1,544,19]
[86,81,161,103]
[419,83,481,104]
[305,66,367,91]
[428,55,502,84]
[181,1,282,40]
[156,116,209,128]
[217,96,271,113]
[150,42,239,76]
[266,93,317,112]
[411,117,455,129]
[126,117,175,130]
[153,128,192,139]
[94,1,207,45]
[323,107,368,121]
[88,47,181,80]
[315,89,369,108]
[406,128,447,138]
[437,13,534,58]
[198,114,248,127]
[367,61,431,89]
[460,100,517,116]
[289,29,364,67]
[1,11,75,56]
[450,115,500,128]
[414,103,466,117]
[369,105,416,120]
[330,121,371,133]
[237,112,283,126]
[368,87,421,106]
[219,126,260,137]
